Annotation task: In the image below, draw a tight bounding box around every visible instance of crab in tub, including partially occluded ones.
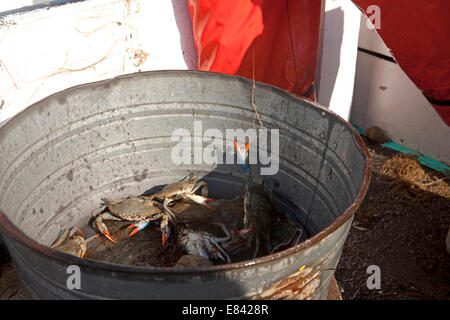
[146,172,214,217]
[50,226,98,258]
[92,197,168,243]
[160,198,235,263]
[227,141,281,258]
[176,222,233,263]
[91,173,213,244]
[168,194,269,262]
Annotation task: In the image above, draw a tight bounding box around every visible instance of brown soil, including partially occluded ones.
[335,137,450,300]
[0,262,27,300]
[1,137,449,299]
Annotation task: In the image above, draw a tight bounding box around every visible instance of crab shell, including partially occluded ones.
[102,197,163,221]
[150,174,208,199]
[52,235,87,258]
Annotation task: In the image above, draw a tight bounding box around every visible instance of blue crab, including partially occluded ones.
[147,172,213,217]
[177,222,232,263]
[50,226,97,258]
[92,174,213,244]
[231,141,280,258]
[92,197,167,243]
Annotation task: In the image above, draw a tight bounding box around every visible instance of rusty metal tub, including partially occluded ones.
[0,71,370,299]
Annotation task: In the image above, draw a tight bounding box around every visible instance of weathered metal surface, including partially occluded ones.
[255,265,321,300]
[0,70,370,299]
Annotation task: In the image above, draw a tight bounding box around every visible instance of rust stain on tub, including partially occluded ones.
[255,266,320,300]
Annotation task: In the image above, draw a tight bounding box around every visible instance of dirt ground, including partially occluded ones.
[0,136,449,300]
[335,137,450,300]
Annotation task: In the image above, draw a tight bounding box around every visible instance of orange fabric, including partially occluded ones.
[353,0,450,125]
[187,0,264,73]
[187,0,322,99]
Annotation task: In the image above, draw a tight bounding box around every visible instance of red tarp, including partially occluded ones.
[352,0,450,125]
[187,0,322,100]
[188,0,450,125]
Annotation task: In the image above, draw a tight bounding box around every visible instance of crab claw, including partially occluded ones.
[94,212,118,243]
[157,226,171,245]
[50,230,68,248]
[233,141,251,175]
[237,225,254,238]
[162,231,168,245]
[233,141,249,153]
[158,216,172,245]
[184,194,215,209]
[127,221,151,237]
[102,230,116,243]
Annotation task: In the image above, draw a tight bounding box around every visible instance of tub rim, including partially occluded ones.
[0,70,371,274]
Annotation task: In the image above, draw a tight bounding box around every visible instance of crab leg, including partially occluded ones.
[94,212,121,243]
[126,220,151,237]
[92,204,107,217]
[212,223,232,263]
[85,233,100,243]
[222,226,253,255]
[192,180,209,197]
[210,238,232,263]
[202,238,228,262]
[126,211,166,237]
[194,241,210,260]
[211,222,231,241]
[50,229,70,248]
[234,141,251,175]
[159,214,171,245]
[162,198,177,220]
[51,226,85,248]
[181,172,195,182]
[184,194,215,209]
[69,226,85,238]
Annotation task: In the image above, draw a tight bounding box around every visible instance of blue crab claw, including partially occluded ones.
[102,230,116,243]
[159,224,172,245]
[233,141,251,175]
[126,221,151,237]
[94,212,117,243]
[157,228,169,245]
[155,215,172,245]
[184,194,215,209]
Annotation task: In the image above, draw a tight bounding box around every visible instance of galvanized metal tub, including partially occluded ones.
[0,71,370,299]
